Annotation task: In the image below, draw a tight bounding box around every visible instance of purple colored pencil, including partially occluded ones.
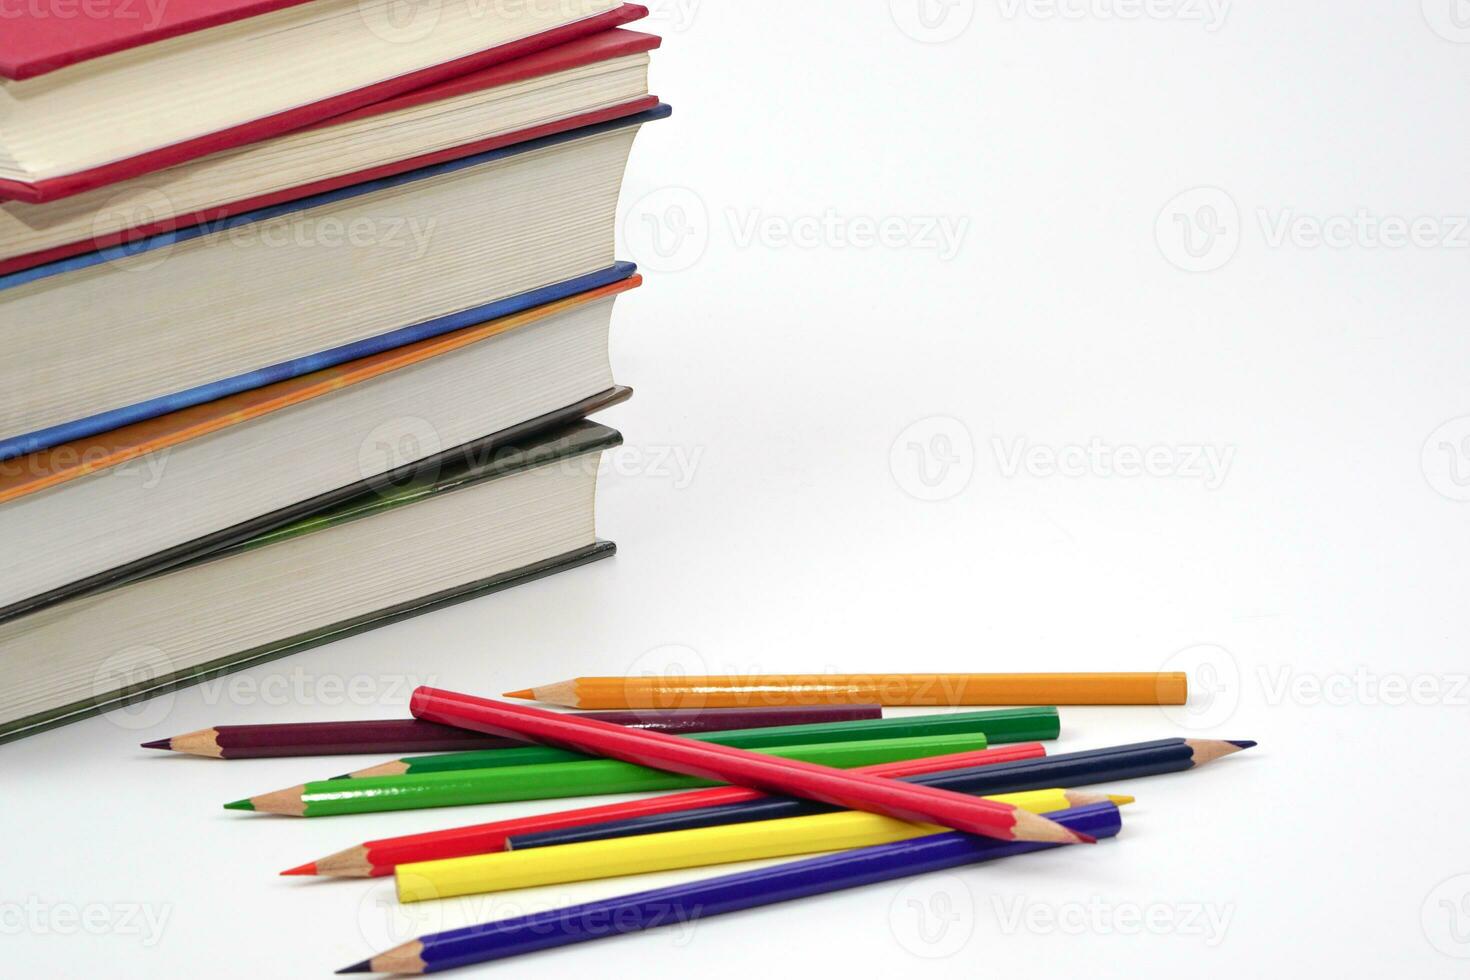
[339,803,1124,973]
[139,705,884,759]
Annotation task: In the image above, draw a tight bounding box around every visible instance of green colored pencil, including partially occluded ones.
[224,732,991,817]
[339,707,1060,778]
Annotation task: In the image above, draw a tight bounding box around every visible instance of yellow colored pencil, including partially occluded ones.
[395,788,1133,903]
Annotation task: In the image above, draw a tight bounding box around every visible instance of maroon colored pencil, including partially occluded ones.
[138,705,884,759]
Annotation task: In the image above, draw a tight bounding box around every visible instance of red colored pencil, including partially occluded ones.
[409,688,1091,844]
[284,742,1047,877]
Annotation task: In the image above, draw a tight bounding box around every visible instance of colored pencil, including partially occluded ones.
[340,707,1059,778]
[338,802,1124,974]
[284,742,1046,877]
[139,706,882,759]
[409,688,1090,844]
[511,737,1252,848]
[504,672,1188,708]
[397,789,1131,902]
[227,732,993,817]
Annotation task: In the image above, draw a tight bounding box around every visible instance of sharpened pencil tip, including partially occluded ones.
[1227,740,1257,749]
[1107,794,1135,806]
[280,863,317,876]
[1074,832,1097,844]
[223,799,255,811]
[139,738,171,750]
[336,961,372,973]
[502,688,535,699]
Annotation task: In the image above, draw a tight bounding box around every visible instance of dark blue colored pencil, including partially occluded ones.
[339,802,1123,973]
[506,738,1252,850]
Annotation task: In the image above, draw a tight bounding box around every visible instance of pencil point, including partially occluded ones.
[1012,807,1094,844]
[336,961,371,973]
[1186,738,1256,766]
[502,688,535,700]
[1107,794,1136,806]
[1227,739,1257,749]
[345,760,410,779]
[280,863,317,876]
[139,738,171,750]
[223,799,255,811]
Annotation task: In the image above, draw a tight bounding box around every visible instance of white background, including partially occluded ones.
[6,1,1470,976]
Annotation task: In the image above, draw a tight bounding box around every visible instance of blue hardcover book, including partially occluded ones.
[0,104,671,461]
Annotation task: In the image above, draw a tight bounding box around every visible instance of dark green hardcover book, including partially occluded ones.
[0,386,631,627]
[0,421,621,744]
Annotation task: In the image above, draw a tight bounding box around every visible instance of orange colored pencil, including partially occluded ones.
[505,673,1187,709]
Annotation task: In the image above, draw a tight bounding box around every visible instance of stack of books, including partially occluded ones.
[0,1,670,741]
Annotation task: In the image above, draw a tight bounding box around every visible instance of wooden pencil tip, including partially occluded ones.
[223,799,255,811]
[336,961,372,973]
[1062,789,1132,809]
[502,688,535,700]
[1186,738,1256,766]
[242,785,309,816]
[139,738,171,750]
[1012,808,1095,844]
[345,761,410,779]
[280,863,317,876]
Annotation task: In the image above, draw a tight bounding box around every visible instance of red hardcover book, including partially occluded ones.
[0,1,647,203]
[0,28,661,275]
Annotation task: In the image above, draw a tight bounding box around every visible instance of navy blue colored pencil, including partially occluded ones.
[340,802,1123,973]
[506,738,1252,850]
